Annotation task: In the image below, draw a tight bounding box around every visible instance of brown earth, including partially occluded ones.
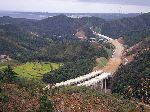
[50,93,111,112]
[103,58,122,73]
[75,30,86,40]
[0,83,40,112]
[49,87,137,112]
[117,37,124,44]
[102,39,124,73]
[122,38,150,65]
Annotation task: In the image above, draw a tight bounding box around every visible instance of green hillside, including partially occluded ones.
[121,29,150,46]
[101,12,150,38]
[112,49,150,104]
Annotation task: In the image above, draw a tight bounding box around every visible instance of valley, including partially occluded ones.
[48,33,124,89]
[0,12,150,112]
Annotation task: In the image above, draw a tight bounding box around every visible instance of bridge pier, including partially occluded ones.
[101,80,103,90]
[104,78,107,93]
[92,78,110,93]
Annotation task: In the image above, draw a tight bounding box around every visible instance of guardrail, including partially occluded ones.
[55,70,103,87]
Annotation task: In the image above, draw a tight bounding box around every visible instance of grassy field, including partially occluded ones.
[14,62,61,80]
[98,57,108,68]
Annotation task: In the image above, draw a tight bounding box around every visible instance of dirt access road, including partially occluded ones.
[103,39,124,73]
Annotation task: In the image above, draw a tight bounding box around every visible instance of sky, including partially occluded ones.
[0,0,150,13]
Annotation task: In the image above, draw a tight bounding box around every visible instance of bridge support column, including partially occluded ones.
[101,80,103,91]
[104,78,107,93]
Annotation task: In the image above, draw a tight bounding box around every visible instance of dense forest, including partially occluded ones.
[121,29,150,46]
[0,15,107,61]
[43,58,96,83]
[0,15,105,38]
[1,13,150,48]
[112,43,150,104]
[101,12,150,38]
[40,39,109,83]
[0,16,110,84]
[0,24,108,62]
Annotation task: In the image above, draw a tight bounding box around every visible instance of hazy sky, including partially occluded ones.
[0,0,150,13]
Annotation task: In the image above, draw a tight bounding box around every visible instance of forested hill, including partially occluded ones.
[1,12,150,112]
[0,15,105,37]
[0,16,36,25]
[1,13,150,40]
[0,15,107,62]
[112,38,150,104]
[0,24,52,61]
[0,23,109,63]
[121,29,150,46]
[101,12,150,38]
[1,13,150,41]
[1,13,150,62]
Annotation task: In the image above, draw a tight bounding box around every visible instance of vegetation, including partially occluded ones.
[101,12,150,38]
[122,29,150,46]
[0,66,137,112]
[97,57,108,68]
[0,12,150,111]
[48,86,137,112]
[112,50,150,104]
[0,66,53,112]
[0,65,17,83]
[0,23,107,62]
[39,95,54,112]
[14,62,61,80]
[0,60,20,69]
[0,15,110,84]
[43,58,96,84]
[0,15,103,38]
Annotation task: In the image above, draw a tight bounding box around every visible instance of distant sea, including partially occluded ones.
[0,11,140,20]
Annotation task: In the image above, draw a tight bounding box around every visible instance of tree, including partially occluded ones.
[3,65,17,83]
[0,71,4,82]
[39,95,54,112]
[112,51,150,104]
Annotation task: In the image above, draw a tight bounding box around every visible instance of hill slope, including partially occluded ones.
[112,38,150,104]
[101,12,150,38]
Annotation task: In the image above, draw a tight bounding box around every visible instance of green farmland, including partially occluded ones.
[14,62,61,80]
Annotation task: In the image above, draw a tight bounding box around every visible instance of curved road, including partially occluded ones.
[44,34,124,89]
[76,34,124,87]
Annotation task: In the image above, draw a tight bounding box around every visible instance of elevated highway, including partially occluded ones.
[44,34,124,92]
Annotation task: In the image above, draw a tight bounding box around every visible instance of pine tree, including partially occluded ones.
[39,95,54,112]
[3,65,17,83]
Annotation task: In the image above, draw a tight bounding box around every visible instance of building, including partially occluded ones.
[0,55,11,62]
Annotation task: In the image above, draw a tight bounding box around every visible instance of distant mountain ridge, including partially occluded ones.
[0,11,140,20]
[0,15,105,38]
[1,12,150,40]
[0,12,150,62]
[101,12,150,38]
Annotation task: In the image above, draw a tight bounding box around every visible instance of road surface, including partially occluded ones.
[44,34,124,89]
[102,39,124,73]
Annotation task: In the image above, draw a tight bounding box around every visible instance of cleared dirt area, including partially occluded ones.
[103,58,121,73]
[102,39,124,73]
